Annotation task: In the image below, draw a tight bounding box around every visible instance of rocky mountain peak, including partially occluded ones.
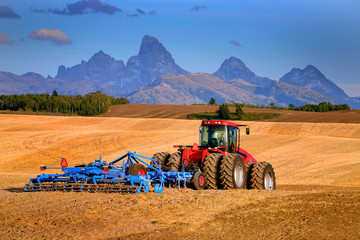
[280,65,348,103]
[139,35,166,55]
[88,50,119,67]
[213,56,272,86]
[125,35,188,85]
[137,35,179,69]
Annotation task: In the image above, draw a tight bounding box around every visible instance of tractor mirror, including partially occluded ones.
[246,128,250,135]
[199,126,202,133]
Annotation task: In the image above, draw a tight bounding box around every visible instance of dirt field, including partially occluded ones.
[1,114,360,239]
[101,104,360,123]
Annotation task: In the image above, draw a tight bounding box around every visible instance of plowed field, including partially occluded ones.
[1,114,360,239]
[101,104,360,123]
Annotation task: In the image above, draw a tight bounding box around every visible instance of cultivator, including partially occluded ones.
[25,152,203,194]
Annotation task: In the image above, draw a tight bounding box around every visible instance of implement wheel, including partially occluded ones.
[192,172,206,190]
[249,162,276,190]
[152,152,170,171]
[127,164,147,176]
[203,153,222,189]
[167,152,182,171]
[219,153,246,189]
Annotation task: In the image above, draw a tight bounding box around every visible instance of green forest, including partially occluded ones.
[0,91,129,116]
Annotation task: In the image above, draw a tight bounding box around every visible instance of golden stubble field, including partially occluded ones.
[1,114,360,239]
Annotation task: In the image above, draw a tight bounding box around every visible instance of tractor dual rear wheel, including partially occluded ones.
[152,152,170,171]
[219,153,246,189]
[203,153,222,189]
[167,152,182,171]
[245,161,254,189]
[249,162,276,190]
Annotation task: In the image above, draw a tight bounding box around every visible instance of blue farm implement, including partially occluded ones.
[25,151,205,194]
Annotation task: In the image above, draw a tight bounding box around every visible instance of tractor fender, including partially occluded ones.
[237,147,258,164]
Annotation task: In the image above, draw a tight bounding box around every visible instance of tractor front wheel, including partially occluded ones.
[219,153,246,189]
[249,162,276,190]
[167,152,182,171]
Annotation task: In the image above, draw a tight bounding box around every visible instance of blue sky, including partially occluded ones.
[1,0,359,96]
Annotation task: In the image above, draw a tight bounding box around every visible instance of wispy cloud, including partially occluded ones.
[0,31,12,45]
[148,10,157,16]
[33,0,121,16]
[127,9,157,17]
[28,29,73,45]
[229,40,242,47]
[190,5,209,12]
[127,14,139,17]
[136,8,146,15]
[0,6,21,19]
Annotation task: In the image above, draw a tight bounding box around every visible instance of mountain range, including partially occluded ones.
[1,35,359,108]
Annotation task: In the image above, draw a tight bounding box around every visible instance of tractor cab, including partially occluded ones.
[199,120,249,153]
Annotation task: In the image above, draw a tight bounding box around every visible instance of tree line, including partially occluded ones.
[0,90,129,116]
[208,98,350,113]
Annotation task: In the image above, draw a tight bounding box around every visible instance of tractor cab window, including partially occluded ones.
[228,126,237,153]
[200,125,228,147]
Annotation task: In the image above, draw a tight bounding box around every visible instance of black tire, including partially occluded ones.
[152,152,170,171]
[245,161,254,189]
[219,153,246,189]
[192,172,206,190]
[249,162,276,190]
[127,164,147,176]
[203,153,222,189]
[167,152,182,171]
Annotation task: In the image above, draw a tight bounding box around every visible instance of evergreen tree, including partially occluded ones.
[217,103,230,119]
[236,105,244,119]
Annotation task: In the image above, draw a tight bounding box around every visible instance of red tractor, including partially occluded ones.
[153,120,276,190]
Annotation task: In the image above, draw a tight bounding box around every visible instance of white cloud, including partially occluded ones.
[28,29,72,45]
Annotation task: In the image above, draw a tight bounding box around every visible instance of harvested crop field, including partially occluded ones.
[101,104,360,123]
[1,114,360,239]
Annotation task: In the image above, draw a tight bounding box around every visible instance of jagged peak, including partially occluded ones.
[220,57,250,71]
[226,56,245,64]
[89,50,112,61]
[139,35,167,56]
[304,64,317,71]
[142,35,158,42]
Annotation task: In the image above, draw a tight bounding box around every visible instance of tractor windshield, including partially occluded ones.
[200,125,228,147]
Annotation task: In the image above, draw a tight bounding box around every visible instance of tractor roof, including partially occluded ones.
[201,120,238,128]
